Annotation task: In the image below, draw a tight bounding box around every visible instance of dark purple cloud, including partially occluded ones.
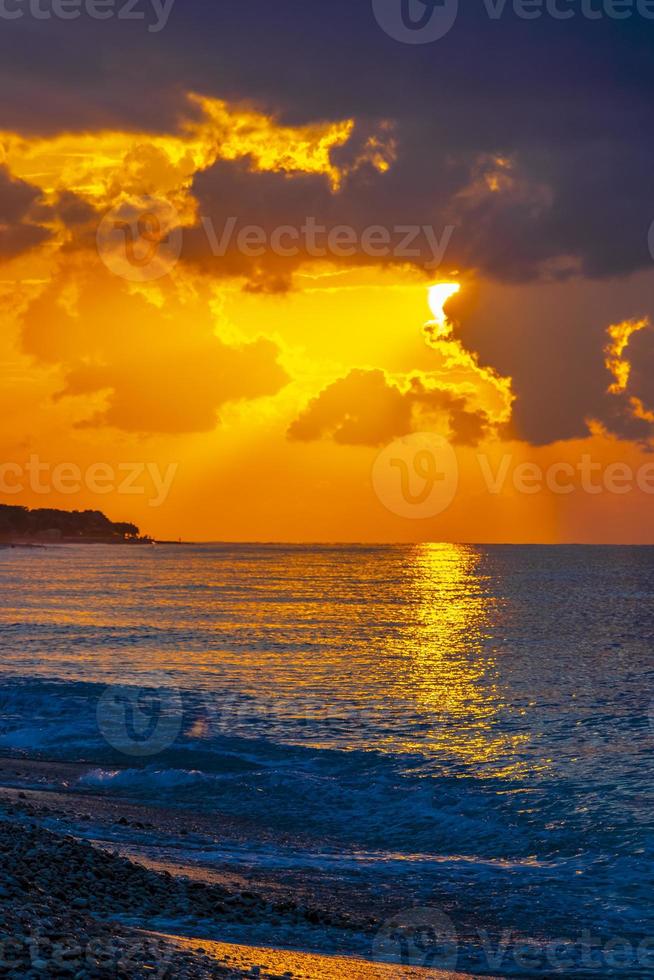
[1,3,653,284]
[0,165,50,259]
[288,368,490,447]
[4,1,654,447]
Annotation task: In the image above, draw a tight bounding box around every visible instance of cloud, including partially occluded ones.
[19,265,288,435]
[51,190,104,228]
[4,82,654,291]
[288,368,490,447]
[2,3,652,287]
[595,317,654,446]
[448,276,654,448]
[623,322,654,414]
[3,15,654,455]
[59,336,287,433]
[0,165,50,260]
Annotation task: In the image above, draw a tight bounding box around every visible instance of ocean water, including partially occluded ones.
[0,542,653,975]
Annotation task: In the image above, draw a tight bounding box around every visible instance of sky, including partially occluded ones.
[2,0,654,542]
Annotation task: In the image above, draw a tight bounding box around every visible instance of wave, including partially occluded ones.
[0,674,651,955]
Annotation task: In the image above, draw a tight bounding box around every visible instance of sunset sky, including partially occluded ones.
[3,3,654,542]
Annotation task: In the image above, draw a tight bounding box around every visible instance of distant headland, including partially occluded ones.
[0,504,153,545]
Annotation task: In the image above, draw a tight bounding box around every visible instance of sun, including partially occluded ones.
[427,282,460,337]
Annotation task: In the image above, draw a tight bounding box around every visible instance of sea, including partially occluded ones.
[0,542,652,976]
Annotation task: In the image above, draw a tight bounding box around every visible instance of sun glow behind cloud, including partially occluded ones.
[604,317,649,394]
[2,91,654,542]
[427,282,461,338]
[0,94,393,208]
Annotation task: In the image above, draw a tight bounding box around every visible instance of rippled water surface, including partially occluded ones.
[0,543,652,973]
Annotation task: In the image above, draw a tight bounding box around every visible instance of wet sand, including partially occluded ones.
[160,933,489,979]
[0,757,409,930]
[0,755,498,978]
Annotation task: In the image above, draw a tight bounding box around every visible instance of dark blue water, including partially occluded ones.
[0,543,652,974]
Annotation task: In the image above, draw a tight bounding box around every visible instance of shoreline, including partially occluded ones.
[0,538,156,547]
[0,756,499,979]
[159,934,485,979]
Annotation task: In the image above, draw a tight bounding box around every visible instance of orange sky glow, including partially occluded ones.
[2,94,654,543]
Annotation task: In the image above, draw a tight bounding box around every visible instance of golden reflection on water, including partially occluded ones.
[387,543,528,774]
[0,542,530,775]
